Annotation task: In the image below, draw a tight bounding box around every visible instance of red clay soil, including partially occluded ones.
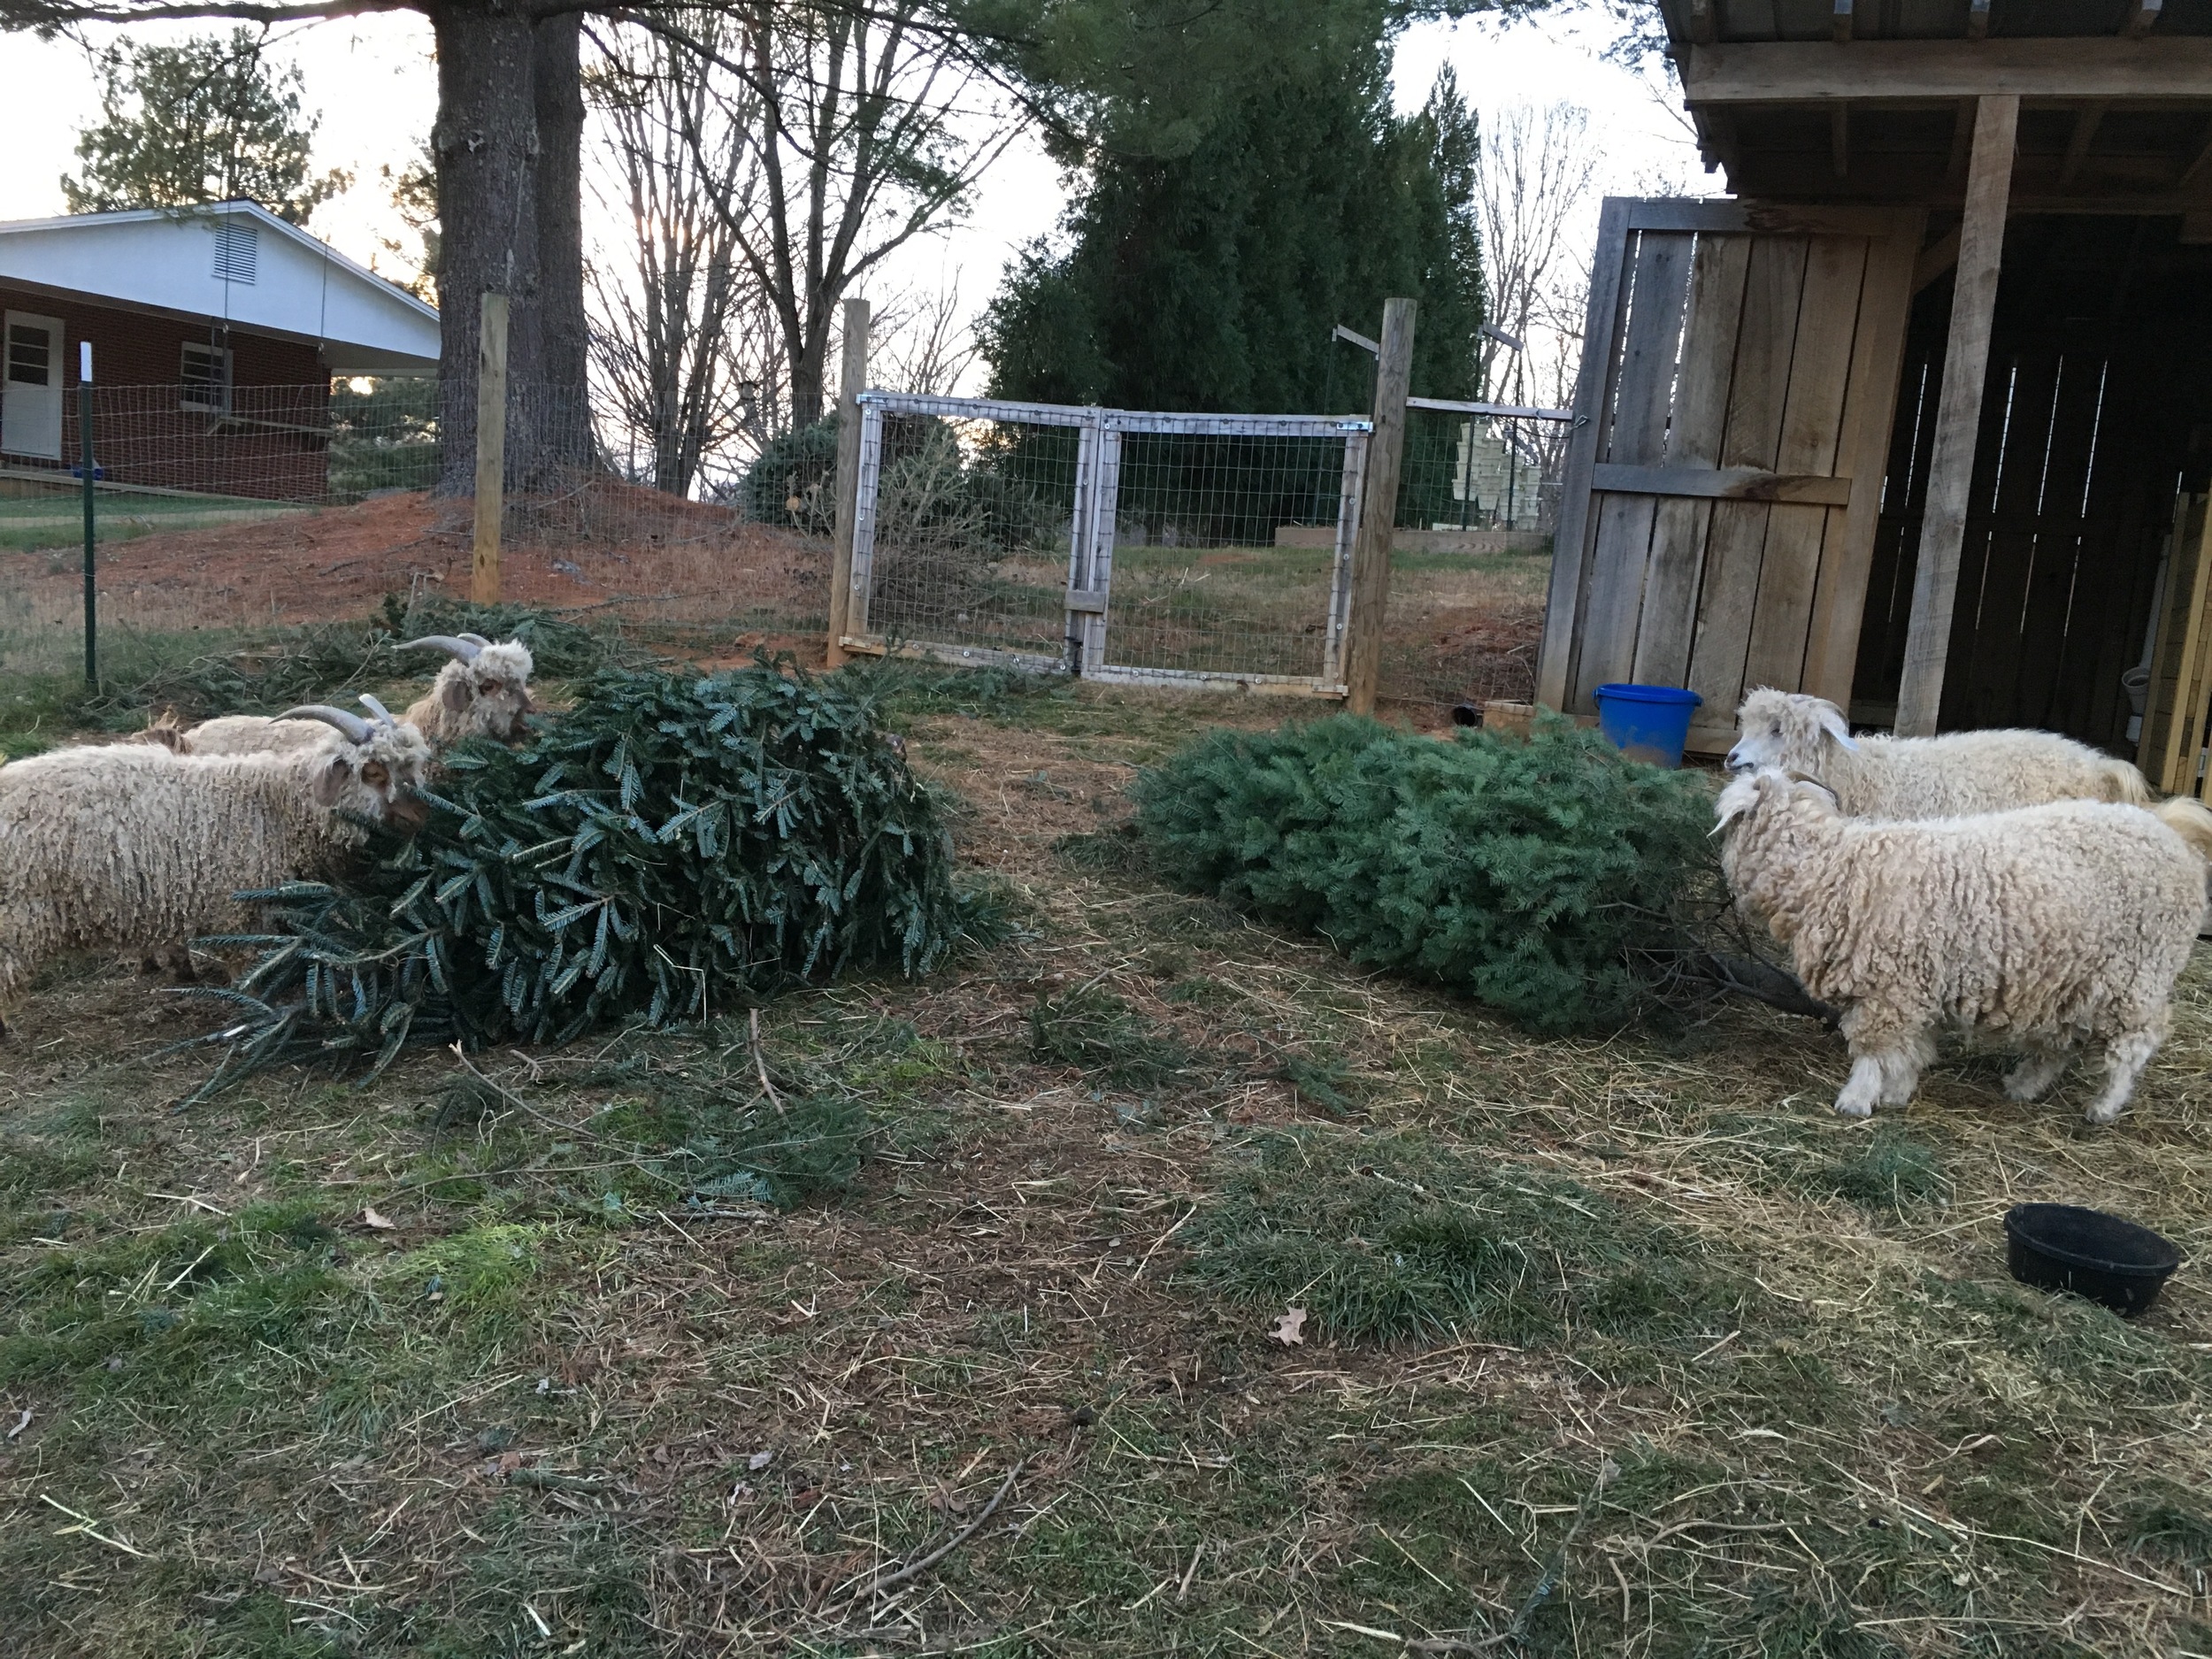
[30,489,833,654]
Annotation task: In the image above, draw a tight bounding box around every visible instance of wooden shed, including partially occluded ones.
[1534,6,2212,787]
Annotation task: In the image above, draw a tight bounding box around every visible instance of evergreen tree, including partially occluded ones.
[62,27,349,225]
[979,39,1483,414]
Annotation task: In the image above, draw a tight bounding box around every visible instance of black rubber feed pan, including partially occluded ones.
[2004,1203,2182,1317]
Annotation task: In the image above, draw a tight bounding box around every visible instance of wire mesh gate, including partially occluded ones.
[841,392,1372,694]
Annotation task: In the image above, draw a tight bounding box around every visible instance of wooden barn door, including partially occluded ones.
[1535,200,1923,754]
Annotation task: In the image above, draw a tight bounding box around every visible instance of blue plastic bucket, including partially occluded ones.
[1591,683,1702,768]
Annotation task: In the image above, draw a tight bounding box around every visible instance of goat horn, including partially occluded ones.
[457,632,492,648]
[357,693,400,730]
[278,704,372,744]
[400,634,482,662]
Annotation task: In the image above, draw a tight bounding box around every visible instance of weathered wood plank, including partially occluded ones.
[1632,497,1716,687]
[1801,209,1924,705]
[1895,94,2018,735]
[1685,501,1776,715]
[2006,350,2107,729]
[1592,464,1853,503]
[1574,495,1664,703]
[1624,200,1905,237]
[1683,234,1810,715]
[1571,231,1694,707]
[1631,233,1751,686]
[1683,39,2212,104]
[1720,238,1809,470]
[1778,234,1869,474]
[1742,504,1835,693]
[2160,499,2212,794]
[1536,197,1633,711]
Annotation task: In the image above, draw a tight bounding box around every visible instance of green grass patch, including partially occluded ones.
[1188,1128,1749,1346]
[1028,986,1189,1091]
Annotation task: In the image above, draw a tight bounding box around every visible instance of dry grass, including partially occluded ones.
[3,673,2210,1656]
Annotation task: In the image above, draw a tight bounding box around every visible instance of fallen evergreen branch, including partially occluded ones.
[178,664,989,1100]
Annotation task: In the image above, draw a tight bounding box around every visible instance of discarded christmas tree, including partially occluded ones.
[1134,714,1728,1033]
[184,665,981,1097]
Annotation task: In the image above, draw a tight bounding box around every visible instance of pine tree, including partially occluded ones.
[978,37,1483,415]
[62,27,349,225]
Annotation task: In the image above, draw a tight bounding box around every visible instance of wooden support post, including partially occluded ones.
[1893,94,2016,737]
[471,290,509,606]
[826,297,871,669]
[1342,297,1416,716]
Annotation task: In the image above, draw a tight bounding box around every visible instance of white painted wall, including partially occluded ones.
[0,203,440,373]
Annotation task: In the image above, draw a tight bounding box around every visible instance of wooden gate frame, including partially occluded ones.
[1534,198,1924,749]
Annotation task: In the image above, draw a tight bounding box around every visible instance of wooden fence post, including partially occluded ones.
[472,290,510,606]
[1893,94,2017,736]
[826,298,871,668]
[1342,297,1417,715]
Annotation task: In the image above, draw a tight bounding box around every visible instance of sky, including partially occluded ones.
[0,2,1708,390]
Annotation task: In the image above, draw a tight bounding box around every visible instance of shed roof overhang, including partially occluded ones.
[1659,1,2212,212]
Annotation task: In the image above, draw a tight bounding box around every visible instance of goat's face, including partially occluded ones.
[1726,687,1856,774]
[311,727,435,831]
[439,641,537,742]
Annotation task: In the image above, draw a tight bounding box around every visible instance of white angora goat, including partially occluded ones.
[177,634,535,757]
[0,699,431,1033]
[1727,687,2154,816]
[1716,768,2203,1126]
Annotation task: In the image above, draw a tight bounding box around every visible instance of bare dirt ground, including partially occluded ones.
[4,678,2212,1656]
[5,489,834,652]
[3,495,1549,710]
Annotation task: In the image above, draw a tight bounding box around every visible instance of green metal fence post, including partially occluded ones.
[79,342,96,687]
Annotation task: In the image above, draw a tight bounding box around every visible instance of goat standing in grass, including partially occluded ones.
[0,700,431,1035]
[1716,768,2201,1125]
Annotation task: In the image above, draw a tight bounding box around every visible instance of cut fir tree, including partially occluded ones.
[180,665,987,1100]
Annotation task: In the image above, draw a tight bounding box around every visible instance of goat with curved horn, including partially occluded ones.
[358,693,403,730]
[279,705,373,745]
[401,634,484,662]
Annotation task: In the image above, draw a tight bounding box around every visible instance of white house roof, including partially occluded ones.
[0,201,440,375]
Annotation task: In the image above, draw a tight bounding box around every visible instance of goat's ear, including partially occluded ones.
[441,675,471,712]
[310,754,351,808]
[1816,700,1858,750]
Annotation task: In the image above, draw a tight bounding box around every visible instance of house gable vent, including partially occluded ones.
[211,220,258,284]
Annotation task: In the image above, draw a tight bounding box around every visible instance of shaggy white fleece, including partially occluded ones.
[1727,687,2152,816]
[403,640,537,745]
[0,724,432,1026]
[176,639,537,756]
[1717,768,2202,1125]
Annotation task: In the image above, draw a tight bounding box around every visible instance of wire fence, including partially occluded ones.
[0,375,1566,710]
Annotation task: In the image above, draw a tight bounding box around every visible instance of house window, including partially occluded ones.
[6,323,50,386]
[181,342,233,413]
[211,221,258,284]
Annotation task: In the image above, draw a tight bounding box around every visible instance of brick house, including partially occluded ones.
[0,201,439,501]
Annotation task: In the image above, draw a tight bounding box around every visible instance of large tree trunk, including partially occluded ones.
[428,0,591,495]
[430,0,540,495]
[790,325,829,428]
[529,8,592,480]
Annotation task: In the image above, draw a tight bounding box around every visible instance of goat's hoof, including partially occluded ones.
[2085,1103,2125,1127]
[1832,1095,1874,1119]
